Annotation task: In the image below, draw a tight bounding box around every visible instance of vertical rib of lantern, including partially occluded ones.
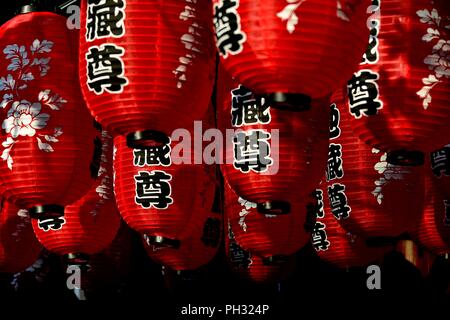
[411,178,450,255]
[330,89,425,238]
[225,220,290,283]
[0,12,97,210]
[218,0,370,98]
[224,182,309,258]
[349,0,450,153]
[0,200,42,273]
[143,210,221,271]
[113,135,215,244]
[315,186,389,269]
[79,0,216,139]
[217,66,329,207]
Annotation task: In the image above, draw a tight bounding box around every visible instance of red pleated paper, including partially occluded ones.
[79,0,216,141]
[113,134,216,245]
[224,181,310,258]
[0,12,97,212]
[328,90,425,238]
[217,65,329,209]
[348,0,450,154]
[142,209,222,271]
[311,186,388,269]
[225,220,292,283]
[213,0,370,98]
[32,132,120,256]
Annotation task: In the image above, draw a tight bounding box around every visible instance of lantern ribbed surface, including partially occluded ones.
[79,0,216,141]
[217,65,329,209]
[348,0,450,154]
[32,133,120,256]
[0,12,97,213]
[329,90,425,238]
[0,199,42,273]
[213,0,370,98]
[225,220,291,283]
[312,187,389,269]
[143,209,222,271]
[114,135,216,245]
[411,178,450,255]
[224,182,309,258]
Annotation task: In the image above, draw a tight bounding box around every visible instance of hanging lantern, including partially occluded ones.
[224,181,310,259]
[411,178,450,255]
[217,65,329,215]
[225,219,294,283]
[327,89,425,240]
[212,0,370,109]
[0,198,42,273]
[347,0,450,166]
[0,9,99,218]
[309,187,388,268]
[79,0,216,148]
[32,132,120,265]
[142,207,222,271]
[114,133,216,250]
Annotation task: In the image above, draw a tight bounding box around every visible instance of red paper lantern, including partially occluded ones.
[310,186,388,268]
[327,90,425,239]
[0,198,42,273]
[114,134,216,249]
[213,0,370,108]
[224,181,310,259]
[0,10,98,218]
[217,65,329,214]
[79,0,216,148]
[347,0,450,165]
[225,220,293,283]
[32,132,120,264]
[411,178,450,255]
[142,208,222,271]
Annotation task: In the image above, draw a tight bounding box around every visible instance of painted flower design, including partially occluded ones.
[277,0,306,34]
[0,39,65,169]
[416,8,450,109]
[2,100,49,138]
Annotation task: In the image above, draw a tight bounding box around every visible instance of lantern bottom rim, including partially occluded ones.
[145,235,181,249]
[259,92,311,112]
[386,150,425,167]
[126,130,170,149]
[28,204,64,219]
[257,201,291,215]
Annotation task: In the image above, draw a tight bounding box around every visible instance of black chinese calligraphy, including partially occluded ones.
[361,0,380,65]
[134,170,173,209]
[347,70,383,118]
[233,130,273,173]
[326,143,344,181]
[329,103,341,140]
[231,85,271,127]
[311,221,330,251]
[86,44,128,94]
[37,217,66,232]
[430,147,450,177]
[86,0,126,41]
[313,189,325,219]
[133,144,171,167]
[213,0,246,58]
[327,183,351,220]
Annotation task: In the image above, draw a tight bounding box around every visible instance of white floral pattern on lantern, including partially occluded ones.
[371,148,411,204]
[416,8,450,109]
[0,39,66,169]
[237,196,277,232]
[277,0,307,34]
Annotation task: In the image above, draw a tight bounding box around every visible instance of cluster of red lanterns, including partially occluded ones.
[0,0,449,290]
